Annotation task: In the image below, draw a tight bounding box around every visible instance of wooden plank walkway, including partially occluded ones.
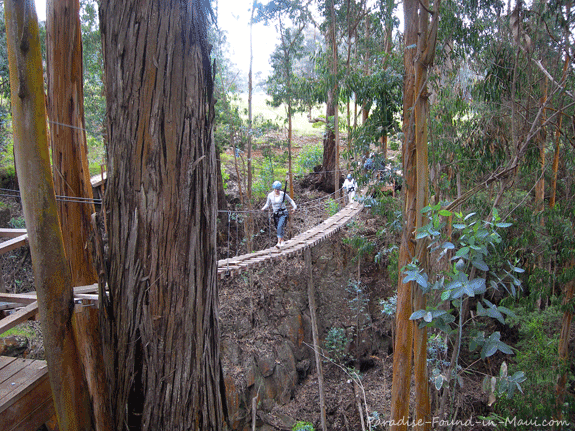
[217,199,364,279]
[0,356,55,431]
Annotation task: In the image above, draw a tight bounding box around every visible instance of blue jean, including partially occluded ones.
[276,213,288,239]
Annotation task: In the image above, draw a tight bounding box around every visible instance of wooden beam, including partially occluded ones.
[90,171,107,188]
[0,235,28,255]
[0,229,27,238]
[0,302,38,335]
[0,294,37,305]
[0,284,98,306]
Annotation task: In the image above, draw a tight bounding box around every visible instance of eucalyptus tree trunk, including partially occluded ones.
[99,1,225,429]
[549,117,561,209]
[390,0,417,427]
[361,10,370,124]
[5,1,93,429]
[411,1,439,429]
[391,0,438,430]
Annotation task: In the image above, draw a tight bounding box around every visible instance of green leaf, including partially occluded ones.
[512,266,525,273]
[511,371,526,383]
[431,309,447,318]
[415,230,429,240]
[464,212,476,221]
[455,259,466,271]
[442,241,455,250]
[463,282,475,297]
[471,259,489,271]
[410,309,427,320]
[415,272,428,289]
[482,342,498,359]
[469,278,487,295]
[497,340,513,355]
[456,247,470,258]
[497,306,516,318]
[482,375,491,393]
[495,222,512,228]
[499,361,508,378]
[424,311,433,323]
[486,307,505,324]
[439,209,452,217]
[506,382,516,399]
[453,223,466,230]
[435,374,444,390]
[441,290,451,301]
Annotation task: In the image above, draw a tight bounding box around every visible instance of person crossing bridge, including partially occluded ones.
[262,180,297,248]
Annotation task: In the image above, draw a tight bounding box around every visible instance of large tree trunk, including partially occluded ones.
[99,1,225,429]
[319,0,339,194]
[321,90,337,193]
[5,1,93,429]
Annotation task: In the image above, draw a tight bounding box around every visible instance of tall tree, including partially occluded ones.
[390,0,417,426]
[319,0,340,193]
[5,0,93,429]
[391,0,439,429]
[99,0,226,429]
[260,0,311,198]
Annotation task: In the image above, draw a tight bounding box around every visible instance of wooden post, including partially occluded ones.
[305,247,327,431]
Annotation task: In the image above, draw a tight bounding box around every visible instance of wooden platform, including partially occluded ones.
[0,356,55,431]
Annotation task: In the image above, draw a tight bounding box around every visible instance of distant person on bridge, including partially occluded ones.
[262,180,297,248]
[342,173,357,203]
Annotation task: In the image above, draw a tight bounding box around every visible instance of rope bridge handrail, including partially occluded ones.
[217,198,364,280]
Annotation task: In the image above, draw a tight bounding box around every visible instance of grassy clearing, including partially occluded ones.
[233,92,325,137]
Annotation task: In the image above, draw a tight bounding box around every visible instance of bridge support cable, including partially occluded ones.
[217,197,365,280]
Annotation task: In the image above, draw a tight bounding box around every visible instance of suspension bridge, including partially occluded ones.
[218,197,364,279]
[0,175,370,429]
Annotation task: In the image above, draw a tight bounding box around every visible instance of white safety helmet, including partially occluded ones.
[347,174,352,180]
[272,180,282,190]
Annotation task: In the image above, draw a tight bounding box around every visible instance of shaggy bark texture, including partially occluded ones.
[99,1,225,429]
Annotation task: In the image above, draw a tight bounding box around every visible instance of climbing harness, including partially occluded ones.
[272,180,289,229]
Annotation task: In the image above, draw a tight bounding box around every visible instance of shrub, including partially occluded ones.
[493,306,575,428]
[325,198,339,216]
[324,327,350,363]
[8,216,25,229]
[292,421,314,431]
[295,143,323,176]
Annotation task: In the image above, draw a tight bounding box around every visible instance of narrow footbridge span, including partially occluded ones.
[218,199,364,279]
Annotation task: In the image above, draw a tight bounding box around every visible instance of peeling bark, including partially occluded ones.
[99,1,225,429]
